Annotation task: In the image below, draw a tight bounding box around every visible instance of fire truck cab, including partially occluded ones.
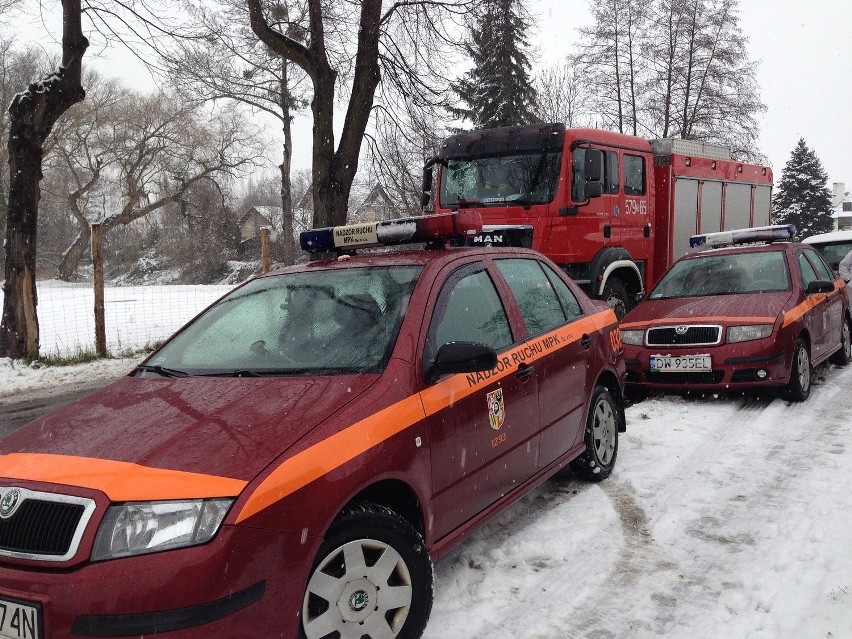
[423,124,773,318]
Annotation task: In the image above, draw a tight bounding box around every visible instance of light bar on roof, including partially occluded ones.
[300,211,483,254]
[690,224,796,249]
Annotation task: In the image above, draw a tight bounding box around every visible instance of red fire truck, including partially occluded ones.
[422,123,773,317]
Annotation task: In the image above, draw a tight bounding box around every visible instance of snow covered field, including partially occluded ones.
[0,281,850,637]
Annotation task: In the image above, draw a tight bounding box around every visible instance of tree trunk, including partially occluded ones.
[279,59,295,265]
[0,0,88,358]
[55,223,91,281]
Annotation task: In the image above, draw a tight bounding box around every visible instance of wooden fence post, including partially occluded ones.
[91,223,107,357]
[260,226,271,273]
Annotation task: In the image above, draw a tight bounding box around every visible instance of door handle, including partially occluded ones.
[581,334,592,348]
[516,363,535,379]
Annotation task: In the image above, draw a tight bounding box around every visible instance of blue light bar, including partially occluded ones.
[690,224,797,249]
[300,211,483,254]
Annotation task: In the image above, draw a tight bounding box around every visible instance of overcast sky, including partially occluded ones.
[7,1,852,193]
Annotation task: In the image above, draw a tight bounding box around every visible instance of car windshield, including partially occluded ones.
[650,250,791,299]
[440,151,561,207]
[143,266,422,376]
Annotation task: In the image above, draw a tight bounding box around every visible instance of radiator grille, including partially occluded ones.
[646,325,721,346]
[0,488,96,562]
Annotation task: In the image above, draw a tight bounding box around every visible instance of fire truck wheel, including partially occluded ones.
[301,502,433,639]
[569,385,621,482]
[602,278,629,321]
[783,338,811,402]
[829,318,851,366]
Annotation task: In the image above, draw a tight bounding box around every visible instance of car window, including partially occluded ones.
[146,266,422,375]
[802,248,834,281]
[427,266,513,356]
[542,264,584,321]
[650,250,791,299]
[798,252,819,286]
[495,259,569,336]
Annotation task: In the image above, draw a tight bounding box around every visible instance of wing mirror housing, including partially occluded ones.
[426,341,498,384]
[806,280,835,295]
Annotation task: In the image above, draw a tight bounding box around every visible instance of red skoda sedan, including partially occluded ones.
[621,227,851,401]
[0,214,625,639]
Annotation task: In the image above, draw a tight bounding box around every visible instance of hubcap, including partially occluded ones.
[592,397,616,464]
[797,346,810,392]
[303,539,413,639]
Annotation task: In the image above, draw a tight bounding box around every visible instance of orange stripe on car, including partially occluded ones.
[620,316,777,330]
[0,453,247,501]
[235,308,617,523]
[781,279,845,328]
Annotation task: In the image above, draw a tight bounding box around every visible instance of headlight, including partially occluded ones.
[619,329,645,346]
[92,498,233,561]
[727,324,773,344]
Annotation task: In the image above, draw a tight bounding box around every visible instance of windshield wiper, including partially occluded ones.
[455,197,484,208]
[135,364,189,378]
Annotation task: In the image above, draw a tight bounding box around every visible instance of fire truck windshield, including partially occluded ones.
[440,151,561,208]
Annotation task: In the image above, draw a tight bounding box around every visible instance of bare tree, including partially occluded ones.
[163,0,310,265]
[245,0,472,230]
[1,0,88,359]
[572,0,648,135]
[533,61,590,127]
[1,0,201,358]
[49,91,264,278]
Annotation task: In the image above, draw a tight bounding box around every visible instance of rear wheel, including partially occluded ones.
[830,318,851,366]
[570,385,621,481]
[301,503,432,639]
[784,338,811,402]
[601,277,630,321]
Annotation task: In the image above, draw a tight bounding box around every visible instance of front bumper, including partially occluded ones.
[0,524,308,638]
[624,339,791,393]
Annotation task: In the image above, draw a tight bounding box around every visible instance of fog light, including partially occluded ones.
[756,369,768,380]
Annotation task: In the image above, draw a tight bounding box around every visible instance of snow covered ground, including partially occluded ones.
[0,279,850,636]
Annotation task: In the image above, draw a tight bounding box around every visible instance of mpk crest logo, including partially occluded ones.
[487,388,505,430]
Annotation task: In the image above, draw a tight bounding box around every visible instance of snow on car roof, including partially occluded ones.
[801,230,852,244]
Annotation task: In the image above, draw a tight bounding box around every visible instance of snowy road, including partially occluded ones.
[424,363,852,639]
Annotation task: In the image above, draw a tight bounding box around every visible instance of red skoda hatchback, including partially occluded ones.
[0,213,625,639]
[621,226,851,401]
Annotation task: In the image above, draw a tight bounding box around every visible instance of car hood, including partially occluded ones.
[0,374,378,486]
[622,291,795,327]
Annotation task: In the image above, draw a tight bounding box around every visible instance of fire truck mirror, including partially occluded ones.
[422,165,434,193]
[421,191,432,209]
[585,149,604,182]
[585,182,604,199]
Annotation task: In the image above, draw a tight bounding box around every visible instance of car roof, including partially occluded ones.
[683,241,801,259]
[801,230,852,244]
[262,246,545,276]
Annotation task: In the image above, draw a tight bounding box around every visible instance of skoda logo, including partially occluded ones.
[0,489,21,519]
[675,325,689,335]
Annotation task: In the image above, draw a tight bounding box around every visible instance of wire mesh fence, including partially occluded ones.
[1,280,234,360]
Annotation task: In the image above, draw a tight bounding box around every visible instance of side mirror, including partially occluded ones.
[806,279,834,295]
[422,165,433,194]
[585,182,603,199]
[421,191,431,209]
[426,341,497,384]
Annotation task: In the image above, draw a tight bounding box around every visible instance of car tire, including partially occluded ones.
[784,337,811,402]
[301,502,433,639]
[601,277,630,321]
[829,318,851,366]
[569,385,621,481]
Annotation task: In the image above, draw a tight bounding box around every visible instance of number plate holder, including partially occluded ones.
[650,354,712,372]
[0,596,41,639]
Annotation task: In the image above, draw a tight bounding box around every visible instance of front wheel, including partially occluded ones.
[830,318,851,366]
[301,503,433,639]
[784,338,811,402]
[570,386,622,481]
[601,277,630,321]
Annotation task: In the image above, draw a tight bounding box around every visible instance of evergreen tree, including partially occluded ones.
[772,139,835,237]
[451,0,537,129]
